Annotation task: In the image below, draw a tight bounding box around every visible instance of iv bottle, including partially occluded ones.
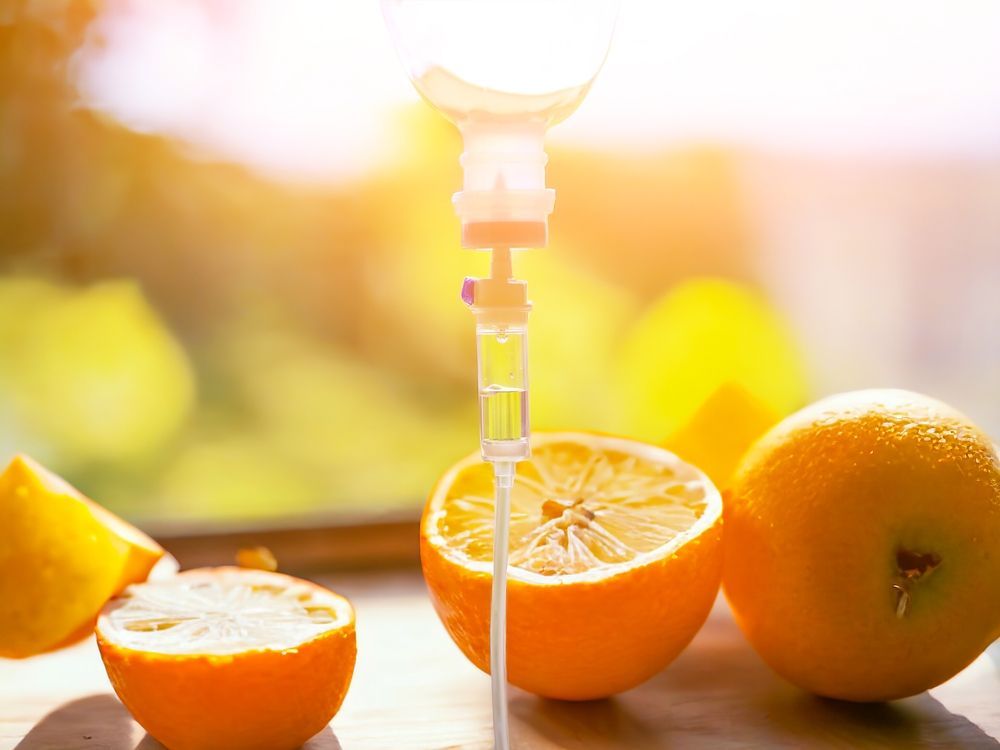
[380,0,617,249]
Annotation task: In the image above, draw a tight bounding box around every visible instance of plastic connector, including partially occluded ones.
[453,120,555,250]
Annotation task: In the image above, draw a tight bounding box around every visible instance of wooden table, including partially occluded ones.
[3,568,1000,749]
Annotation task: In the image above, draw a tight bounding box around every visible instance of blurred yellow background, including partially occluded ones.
[2,1,998,524]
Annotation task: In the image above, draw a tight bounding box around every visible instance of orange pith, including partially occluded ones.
[421,432,723,700]
[96,567,356,750]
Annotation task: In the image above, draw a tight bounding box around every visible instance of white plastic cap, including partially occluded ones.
[452,120,555,249]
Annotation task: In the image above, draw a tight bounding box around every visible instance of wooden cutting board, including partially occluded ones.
[3,569,999,750]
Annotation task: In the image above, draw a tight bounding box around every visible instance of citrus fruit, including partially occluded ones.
[0,454,164,658]
[421,432,723,700]
[236,545,278,572]
[617,278,807,442]
[666,381,780,490]
[97,567,356,750]
[724,389,1000,702]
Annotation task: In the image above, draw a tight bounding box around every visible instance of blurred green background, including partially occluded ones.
[2,1,997,525]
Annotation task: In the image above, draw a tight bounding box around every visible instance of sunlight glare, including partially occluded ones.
[75,0,1000,183]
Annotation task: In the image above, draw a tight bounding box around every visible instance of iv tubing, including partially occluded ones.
[491,460,515,750]
[491,245,512,280]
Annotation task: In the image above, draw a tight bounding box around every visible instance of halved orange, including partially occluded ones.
[0,454,164,658]
[421,432,723,700]
[97,567,356,750]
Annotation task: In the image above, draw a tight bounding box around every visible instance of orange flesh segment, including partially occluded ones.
[432,437,711,577]
[98,568,353,655]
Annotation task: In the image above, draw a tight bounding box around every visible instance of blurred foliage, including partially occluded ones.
[0,278,194,467]
[0,3,808,523]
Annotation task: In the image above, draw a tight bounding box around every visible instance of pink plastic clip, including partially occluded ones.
[461,277,477,307]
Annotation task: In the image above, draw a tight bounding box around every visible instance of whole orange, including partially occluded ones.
[422,432,723,701]
[724,389,1000,701]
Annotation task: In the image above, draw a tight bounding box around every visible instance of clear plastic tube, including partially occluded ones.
[490,461,514,750]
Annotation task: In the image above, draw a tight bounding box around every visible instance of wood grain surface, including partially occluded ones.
[3,569,1000,750]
